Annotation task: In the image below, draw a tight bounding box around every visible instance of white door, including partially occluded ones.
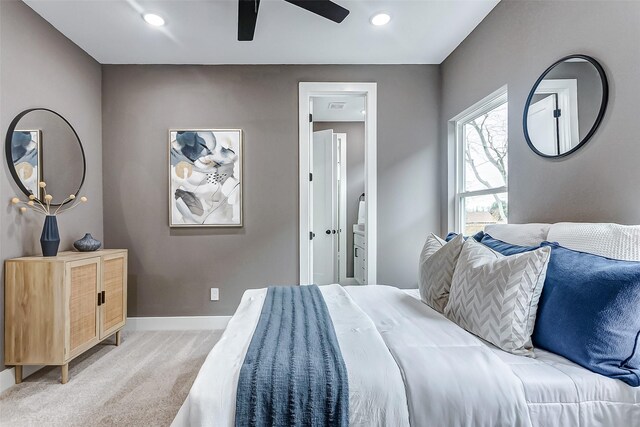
[335,133,348,284]
[528,94,558,156]
[312,129,338,285]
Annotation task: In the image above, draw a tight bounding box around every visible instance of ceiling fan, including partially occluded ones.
[238,0,350,41]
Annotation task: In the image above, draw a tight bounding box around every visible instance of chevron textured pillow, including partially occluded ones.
[445,239,552,357]
[418,233,465,312]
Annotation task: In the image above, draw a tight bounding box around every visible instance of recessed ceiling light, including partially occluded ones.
[142,13,165,27]
[370,13,391,26]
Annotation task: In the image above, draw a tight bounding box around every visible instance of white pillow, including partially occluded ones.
[418,233,465,312]
[484,223,550,246]
[547,222,640,261]
[445,239,551,357]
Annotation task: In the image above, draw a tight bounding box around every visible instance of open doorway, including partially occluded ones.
[299,83,377,286]
[312,97,364,285]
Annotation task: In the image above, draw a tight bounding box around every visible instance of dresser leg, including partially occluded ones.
[61,363,69,384]
[15,366,22,384]
[115,330,121,346]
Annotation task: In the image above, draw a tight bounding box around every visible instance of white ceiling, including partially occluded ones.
[313,95,366,122]
[24,0,499,64]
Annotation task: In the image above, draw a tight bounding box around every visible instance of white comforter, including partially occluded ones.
[173,285,410,427]
[173,285,640,427]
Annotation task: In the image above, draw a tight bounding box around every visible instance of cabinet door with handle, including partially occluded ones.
[67,257,101,359]
[100,252,127,339]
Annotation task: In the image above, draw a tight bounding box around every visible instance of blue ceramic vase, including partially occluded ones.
[74,233,102,252]
[40,215,60,257]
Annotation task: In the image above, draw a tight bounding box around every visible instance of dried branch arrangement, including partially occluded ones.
[11,181,87,216]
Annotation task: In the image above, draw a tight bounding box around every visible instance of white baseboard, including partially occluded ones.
[1,316,230,394]
[124,315,231,331]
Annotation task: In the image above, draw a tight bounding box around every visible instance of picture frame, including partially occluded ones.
[169,129,243,227]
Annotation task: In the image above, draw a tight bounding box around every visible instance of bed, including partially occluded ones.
[173,223,640,427]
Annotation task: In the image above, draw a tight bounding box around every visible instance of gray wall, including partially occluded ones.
[102,65,440,317]
[440,0,640,231]
[313,121,365,278]
[0,0,103,369]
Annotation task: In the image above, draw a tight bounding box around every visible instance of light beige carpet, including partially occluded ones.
[0,330,222,427]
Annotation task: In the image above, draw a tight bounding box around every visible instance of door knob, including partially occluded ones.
[326,230,331,235]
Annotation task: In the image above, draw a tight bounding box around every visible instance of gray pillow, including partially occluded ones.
[444,239,551,357]
[418,233,465,312]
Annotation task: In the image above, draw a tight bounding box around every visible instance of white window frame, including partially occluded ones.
[451,86,508,234]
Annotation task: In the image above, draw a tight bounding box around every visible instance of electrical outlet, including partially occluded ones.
[210,288,219,301]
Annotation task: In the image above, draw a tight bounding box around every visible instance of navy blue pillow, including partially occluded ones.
[444,232,458,242]
[479,234,537,255]
[480,234,640,386]
[445,231,485,242]
[533,242,640,386]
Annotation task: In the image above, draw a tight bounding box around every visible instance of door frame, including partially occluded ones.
[299,82,377,285]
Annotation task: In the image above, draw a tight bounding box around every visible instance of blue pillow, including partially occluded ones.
[533,242,640,386]
[480,234,640,386]
[444,232,457,242]
[479,234,537,255]
[445,231,485,242]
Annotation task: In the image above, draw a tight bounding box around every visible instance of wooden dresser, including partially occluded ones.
[4,249,127,384]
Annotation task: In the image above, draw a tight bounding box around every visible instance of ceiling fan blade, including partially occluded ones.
[283,0,350,23]
[238,0,260,41]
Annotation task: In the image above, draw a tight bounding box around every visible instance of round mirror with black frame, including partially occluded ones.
[523,54,608,158]
[5,108,86,206]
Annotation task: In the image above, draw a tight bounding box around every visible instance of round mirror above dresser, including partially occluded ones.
[5,108,86,205]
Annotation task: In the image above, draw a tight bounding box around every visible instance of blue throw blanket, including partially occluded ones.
[235,285,349,427]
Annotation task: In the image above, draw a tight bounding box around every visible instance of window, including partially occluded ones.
[454,89,508,235]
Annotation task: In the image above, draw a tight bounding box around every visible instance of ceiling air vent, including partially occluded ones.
[328,102,347,110]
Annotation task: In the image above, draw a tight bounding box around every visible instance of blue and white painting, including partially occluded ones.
[170,130,242,227]
[11,130,41,198]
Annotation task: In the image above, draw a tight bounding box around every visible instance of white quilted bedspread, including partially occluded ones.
[547,222,640,261]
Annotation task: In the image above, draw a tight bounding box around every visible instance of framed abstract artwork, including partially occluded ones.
[169,129,243,227]
[11,130,42,199]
